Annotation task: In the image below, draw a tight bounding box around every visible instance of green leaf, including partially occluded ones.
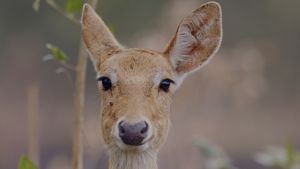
[46,43,67,62]
[32,0,40,12]
[65,0,83,13]
[285,141,297,169]
[18,155,38,169]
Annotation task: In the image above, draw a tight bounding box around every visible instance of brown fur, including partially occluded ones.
[81,2,222,169]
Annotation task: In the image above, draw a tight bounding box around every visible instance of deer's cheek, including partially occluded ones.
[101,121,111,144]
[152,117,170,148]
[101,110,118,144]
[156,96,172,115]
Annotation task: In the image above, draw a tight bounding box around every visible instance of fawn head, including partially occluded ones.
[81,2,222,153]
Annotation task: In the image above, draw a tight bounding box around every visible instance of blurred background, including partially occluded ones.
[0,0,300,169]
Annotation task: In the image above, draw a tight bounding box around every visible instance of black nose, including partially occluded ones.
[118,121,148,146]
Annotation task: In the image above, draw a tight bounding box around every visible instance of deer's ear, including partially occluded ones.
[164,2,222,75]
[81,4,122,68]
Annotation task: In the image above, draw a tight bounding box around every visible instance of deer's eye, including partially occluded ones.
[159,79,174,92]
[97,76,112,91]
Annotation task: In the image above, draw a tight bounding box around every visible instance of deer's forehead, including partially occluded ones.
[100,50,174,79]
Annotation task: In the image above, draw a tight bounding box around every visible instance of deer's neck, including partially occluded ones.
[108,149,158,169]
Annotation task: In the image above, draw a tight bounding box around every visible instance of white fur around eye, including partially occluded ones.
[153,72,162,86]
[108,69,118,84]
[97,69,118,84]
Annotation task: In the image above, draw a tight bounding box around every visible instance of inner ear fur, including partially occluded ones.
[163,1,223,74]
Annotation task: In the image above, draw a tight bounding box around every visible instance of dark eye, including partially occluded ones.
[159,79,174,92]
[97,76,112,91]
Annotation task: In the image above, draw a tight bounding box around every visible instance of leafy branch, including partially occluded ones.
[31,1,98,169]
[19,155,38,169]
[195,139,300,169]
[254,141,300,169]
[45,0,81,24]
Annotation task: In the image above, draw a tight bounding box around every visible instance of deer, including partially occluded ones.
[81,1,222,169]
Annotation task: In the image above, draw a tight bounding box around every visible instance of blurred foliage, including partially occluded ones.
[32,0,40,12]
[254,141,300,169]
[18,156,38,169]
[45,43,68,63]
[195,140,238,169]
[65,0,83,13]
[44,0,81,23]
[196,140,300,169]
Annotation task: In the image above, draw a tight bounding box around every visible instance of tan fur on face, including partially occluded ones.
[81,2,222,169]
[99,49,174,150]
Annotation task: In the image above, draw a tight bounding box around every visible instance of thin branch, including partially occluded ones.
[27,84,40,168]
[56,67,75,90]
[72,1,98,169]
[45,0,80,25]
[59,61,78,72]
[64,68,75,90]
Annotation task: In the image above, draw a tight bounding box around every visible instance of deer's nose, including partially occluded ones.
[118,121,149,146]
